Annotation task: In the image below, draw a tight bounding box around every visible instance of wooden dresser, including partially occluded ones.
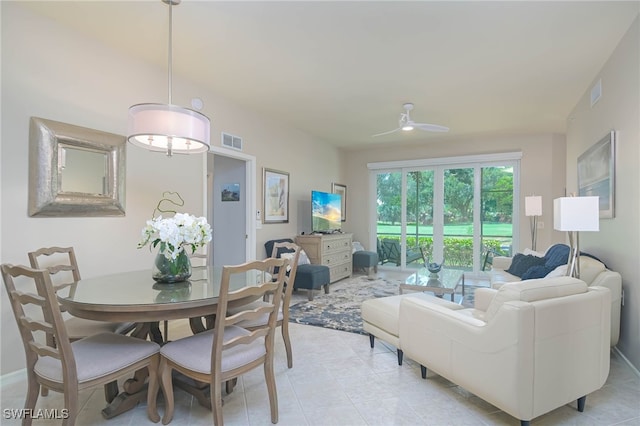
[296,233,352,283]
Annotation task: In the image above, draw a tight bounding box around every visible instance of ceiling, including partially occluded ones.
[18,1,640,150]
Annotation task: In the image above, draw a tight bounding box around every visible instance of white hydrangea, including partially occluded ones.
[138,213,212,260]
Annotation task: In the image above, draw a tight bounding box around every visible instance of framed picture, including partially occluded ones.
[263,168,289,223]
[578,130,615,219]
[221,183,240,202]
[332,182,347,222]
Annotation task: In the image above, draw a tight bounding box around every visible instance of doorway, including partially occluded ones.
[206,147,257,265]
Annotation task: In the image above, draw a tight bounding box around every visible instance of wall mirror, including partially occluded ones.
[29,117,126,217]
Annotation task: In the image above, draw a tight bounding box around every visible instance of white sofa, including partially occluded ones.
[398,277,611,426]
[490,253,621,346]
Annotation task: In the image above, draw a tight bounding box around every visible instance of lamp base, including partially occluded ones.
[566,231,580,279]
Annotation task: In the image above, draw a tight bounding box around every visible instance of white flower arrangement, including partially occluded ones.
[138,212,212,260]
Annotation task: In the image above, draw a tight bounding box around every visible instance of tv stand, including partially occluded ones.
[296,233,352,283]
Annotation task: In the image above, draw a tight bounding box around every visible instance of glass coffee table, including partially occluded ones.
[400,268,465,301]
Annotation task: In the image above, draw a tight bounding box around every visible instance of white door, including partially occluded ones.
[207,148,257,265]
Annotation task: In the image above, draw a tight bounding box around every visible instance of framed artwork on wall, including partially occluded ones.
[332,182,347,222]
[578,130,615,219]
[221,183,240,202]
[263,168,289,223]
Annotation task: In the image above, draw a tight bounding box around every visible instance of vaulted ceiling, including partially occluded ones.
[18,1,640,149]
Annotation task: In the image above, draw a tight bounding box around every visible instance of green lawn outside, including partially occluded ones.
[377,222,512,237]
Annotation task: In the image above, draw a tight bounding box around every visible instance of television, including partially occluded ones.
[311,190,342,233]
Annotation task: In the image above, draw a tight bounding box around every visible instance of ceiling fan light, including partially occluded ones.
[402,125,414,131]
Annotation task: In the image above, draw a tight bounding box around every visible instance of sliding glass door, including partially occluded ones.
[373,155,518,272]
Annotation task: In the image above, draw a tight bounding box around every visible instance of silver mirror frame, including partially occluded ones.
[28,117,126,217]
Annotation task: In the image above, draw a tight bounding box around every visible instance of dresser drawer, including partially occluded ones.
[322,236,351,254]
[329,262,351,282]
[322,251,351,266]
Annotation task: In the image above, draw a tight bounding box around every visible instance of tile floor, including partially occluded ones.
[1,271,639,426]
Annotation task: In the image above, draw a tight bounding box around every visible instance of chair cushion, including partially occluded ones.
[484,277,587,321]
[160,326,266,374]
[34,332,159,384]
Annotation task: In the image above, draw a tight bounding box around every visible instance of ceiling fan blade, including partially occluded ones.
[415,123,450,132]
[372,127,401,137]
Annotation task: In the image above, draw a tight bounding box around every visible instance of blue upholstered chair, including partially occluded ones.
[265,239,330,301]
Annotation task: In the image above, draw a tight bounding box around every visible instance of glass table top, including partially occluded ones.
[58,266,267,307]
[403,268,463,291]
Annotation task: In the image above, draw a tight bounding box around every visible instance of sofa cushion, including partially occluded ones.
[485,276,587,321]
[505,253,546,277]
[544,264,568,278]
[578,256,606,285]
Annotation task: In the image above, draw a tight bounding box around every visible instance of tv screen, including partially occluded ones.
[312,190,342,233]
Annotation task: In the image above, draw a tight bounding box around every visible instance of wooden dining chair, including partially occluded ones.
[1,263,161,426]
[156,257,289,425]
[28,246,136,396]
[227,241,301,368]
[28,246,136,337]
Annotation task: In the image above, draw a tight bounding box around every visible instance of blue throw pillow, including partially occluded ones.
[506,254,546,278]
[543,244,570,270]
[521,264,554,280]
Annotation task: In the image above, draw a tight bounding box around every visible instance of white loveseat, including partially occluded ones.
[490,251,622,346]
[398,277,611,426]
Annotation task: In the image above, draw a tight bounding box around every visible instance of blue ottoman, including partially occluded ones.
[353,251,378,275]
[294,264,330,301]
[265,239,330,301]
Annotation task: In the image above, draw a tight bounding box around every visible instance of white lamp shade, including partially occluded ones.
[525,196,542,216]
[127,103,210,154]
[553,196,600,231]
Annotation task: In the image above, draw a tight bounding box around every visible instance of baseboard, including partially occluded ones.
[0,368,26,386]
[613,346,640,378]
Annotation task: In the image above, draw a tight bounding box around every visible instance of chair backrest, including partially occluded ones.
[382,239,400,259]
[264,239,294,258]
[28,246,81,292]
[211,257,288,377]
[1,264,77,381]
[269,241,301,313]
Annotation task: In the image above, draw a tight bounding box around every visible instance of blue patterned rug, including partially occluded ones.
[288,274,480,334]
[288,275,402,335]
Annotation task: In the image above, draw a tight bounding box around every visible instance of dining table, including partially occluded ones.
[57,265,268,419]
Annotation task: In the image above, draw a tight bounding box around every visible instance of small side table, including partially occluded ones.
[400,268,464,302]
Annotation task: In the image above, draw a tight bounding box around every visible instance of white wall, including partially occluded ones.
[565,17,639,370]
[341,133,567,253]
[0,3,341,374]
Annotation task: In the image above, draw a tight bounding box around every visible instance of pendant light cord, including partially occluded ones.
[167,0,173,105]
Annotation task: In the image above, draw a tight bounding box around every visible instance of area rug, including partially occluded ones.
[288,274,479,335]
[288,275,403,335]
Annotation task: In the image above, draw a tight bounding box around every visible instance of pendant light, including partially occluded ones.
[127,0,210,156]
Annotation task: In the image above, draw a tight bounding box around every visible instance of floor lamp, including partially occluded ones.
[553,196,599,279]
[525,196,542,251]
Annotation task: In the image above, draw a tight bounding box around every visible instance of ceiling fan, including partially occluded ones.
[372,103,449,137]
